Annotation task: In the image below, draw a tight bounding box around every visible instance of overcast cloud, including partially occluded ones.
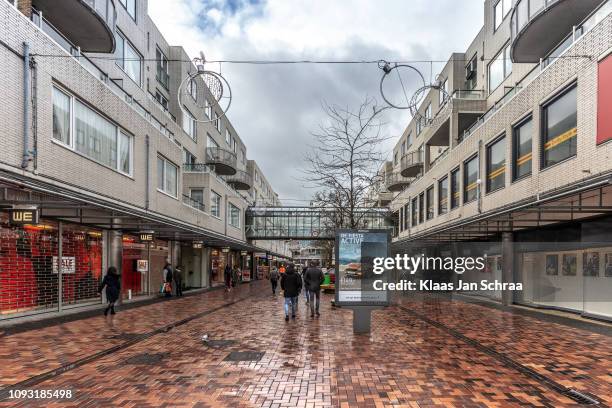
[148,0,484,204]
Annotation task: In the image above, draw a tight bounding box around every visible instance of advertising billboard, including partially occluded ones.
[335,229,390,306]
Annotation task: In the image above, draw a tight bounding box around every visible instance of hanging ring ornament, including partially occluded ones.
[379,62,426,110]
[178,55,233,124]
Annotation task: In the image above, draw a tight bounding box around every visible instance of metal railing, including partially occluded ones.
[400,150,424,173]
[182,194,205,212]
[205,147,237,166]
[182,163,210,173]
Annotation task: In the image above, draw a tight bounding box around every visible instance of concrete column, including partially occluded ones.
[501,232,514,306]
[107,230,123,273]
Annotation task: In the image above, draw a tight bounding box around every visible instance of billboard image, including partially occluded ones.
[335,229,390,306]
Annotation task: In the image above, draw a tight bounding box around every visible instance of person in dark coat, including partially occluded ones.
[304,261,325,317]
[98,266,121,316]
[280,263,302,321]
[174,265,183,297]
[224,264,232,292]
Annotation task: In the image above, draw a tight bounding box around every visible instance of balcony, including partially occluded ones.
[205,147,237,176]
[510,0,605,63]
[385,172,411,192]
[377,191,394,206]
[400,151,424,178]
[32,0,116,53]
[182,194,205,212]
[427,90,487,146]
[224,170,253,190]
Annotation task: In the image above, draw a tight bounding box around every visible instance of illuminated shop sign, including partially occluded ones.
[193,241,204,249]
[138,231,155,242]
[136,260,149,273]
[8,208,39,225]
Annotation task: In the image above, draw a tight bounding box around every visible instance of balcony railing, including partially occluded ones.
[182,195,205,212]
[205,147,237,176]
[224,170,253,190]
[183,163,210,173]
[400,151,424,178]
[385,172,411,192]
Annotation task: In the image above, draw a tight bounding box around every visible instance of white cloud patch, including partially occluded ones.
[148,0,484,203]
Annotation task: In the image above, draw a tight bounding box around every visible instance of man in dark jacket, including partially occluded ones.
[98,266,121,316]
[304,261,324,317]
[174,266,183,297]
[280,263,302,321]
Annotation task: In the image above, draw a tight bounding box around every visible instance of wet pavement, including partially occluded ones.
[0,281,610,407]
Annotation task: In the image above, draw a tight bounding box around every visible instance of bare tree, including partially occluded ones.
[302,96,391,229]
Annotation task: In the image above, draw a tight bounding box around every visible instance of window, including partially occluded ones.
[119,0,136,20]
[438,176,448,215]
[425,104,432,122]
[494,0,511,30]
[228,203,240,227]
[207,134,219,149]
[211,190,221,217]
[53,86,133,175]
[488,44,512,92]
[400,140,406,156]
[115,32,142,85]
[486,136,506,192]
[542,85,577,168]
[241,148,246,164]
[403,203,409,230]
[156,47,169,89]
[225,129,231,145]
[450,168,460,209]
[407,132,413,148]
[418,193,425,224]
[187,80,197,101]
[416,117,422,135]
[232,138,237,153]
[154,90,168,111]
[394,152,398,166]
[190,189,204,211]
[52,87,71,145]
[463,155,479,203]
[214,111,221,132]
[426,186,434,220]
[411,197,418,226]
[513,117,533,180]
[205,99,212,119]
[466,54,478,90]
[439,78,448,106]
[182,108,196,140]
[183,148,196,165]
[157,156,178,197]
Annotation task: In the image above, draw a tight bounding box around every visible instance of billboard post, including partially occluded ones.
[335,229,390,333]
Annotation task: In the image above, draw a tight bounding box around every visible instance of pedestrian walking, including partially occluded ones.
[280,263,302,321]
[98,266,121,316]
[270,266,280,294]
[232,265,241,288]
[304,261,324,317]
[224,264,232,292]
[162,261,173,298]
[301,264,310,304]
[174,265,183,297]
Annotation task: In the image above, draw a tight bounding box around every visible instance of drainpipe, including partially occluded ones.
[145,134,150,209]
[21,42,31,169]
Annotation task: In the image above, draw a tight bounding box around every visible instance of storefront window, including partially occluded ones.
[486,136,506,193]
[542,85,577,168]
[463,155,479,203]
[438,176,448,215]
[61,225,103,306]
[426,186,434,220]
[450,167,460,209]
[513,117,532,180]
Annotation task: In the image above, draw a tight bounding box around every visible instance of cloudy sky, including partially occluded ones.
[148,0,484,204]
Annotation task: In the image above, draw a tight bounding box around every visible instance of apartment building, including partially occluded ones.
[0,0,288,321]
[386,0,612,320]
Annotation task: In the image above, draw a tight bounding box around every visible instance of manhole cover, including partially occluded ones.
[205,339,237,349]
[224,351,264,362]
[125,353,165,365]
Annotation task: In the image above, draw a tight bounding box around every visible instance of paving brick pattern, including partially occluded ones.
[0,281,610,407]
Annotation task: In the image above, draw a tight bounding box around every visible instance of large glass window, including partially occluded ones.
[211,190,221,217]
[450,167,460,209]
[228,203,240,227]
[542,85,577,168]
[187,80,197,101]
[439,78,448,106]
[488,44,512,92]
[207,134,219,149]
[52,87,71,145]
[418,192,425,224]
[75,100,118,170]
[426,186,434,220]
[486,136,506,192]
[438,176,448,215]
[513,117,533,180]
[463,155,479,203]
[118,131,132,175]
[157,156,178,197]
[183,108,196,140]
[190,189,204,211]
[183,149,196,165]
[494,0,511,30]
[115,32,142,85]
[411,197,418,226]
[119,0,136,19]
[403,203,409,230]
[156,47,169,89]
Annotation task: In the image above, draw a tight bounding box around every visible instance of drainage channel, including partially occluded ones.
[0,291,260,401]
[396,305,604,406]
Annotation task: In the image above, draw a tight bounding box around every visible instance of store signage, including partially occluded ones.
[242,269,251,282]
[138,231,155,242]
[52,256,76,274]
[193,241,204,249]
[8,208,39,225]
[136,259,148,273]
[254,252,267,258]
[240,250,248,256]
[335,229,390,307]
[221,247,230,253]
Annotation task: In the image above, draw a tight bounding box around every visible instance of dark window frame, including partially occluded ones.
[438,175,449,215]
[486,134,506,193]
[540,83,578,170]
[463,154,479,204]
[512,114,533,181]
[450,167,460,210]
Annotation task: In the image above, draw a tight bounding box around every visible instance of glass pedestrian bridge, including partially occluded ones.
[245,206,392,240]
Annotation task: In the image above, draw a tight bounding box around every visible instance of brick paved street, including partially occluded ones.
[0,281,610,407]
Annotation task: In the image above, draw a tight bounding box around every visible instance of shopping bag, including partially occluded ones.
[164,282,172,294]
[159,284,165,294]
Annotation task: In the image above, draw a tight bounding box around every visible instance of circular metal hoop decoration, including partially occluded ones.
[178,67,232,124]
[379,62,426,110]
